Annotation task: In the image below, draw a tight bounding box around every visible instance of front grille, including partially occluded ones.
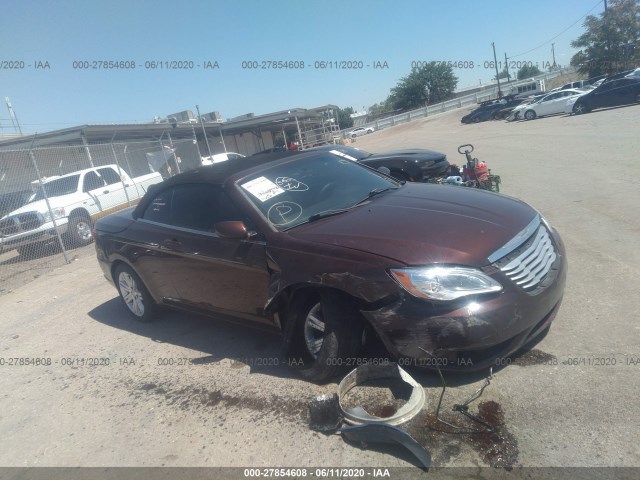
[494,226,557,291]
[18,212,42,231]
[0,213,43,237]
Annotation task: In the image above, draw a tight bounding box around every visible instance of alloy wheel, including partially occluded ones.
[303,302,325,359]
[118,271,145,317]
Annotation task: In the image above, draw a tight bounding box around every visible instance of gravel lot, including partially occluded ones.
[1,105,639,475]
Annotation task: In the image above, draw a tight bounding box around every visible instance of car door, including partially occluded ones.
[609,79,636,105]
[161,184,271,324]
[551,91,575,114]
[590,81,615,109]
[96,167,130,212]
[82,170,108,214]
[536,93,560,116]
[134,187,181,300]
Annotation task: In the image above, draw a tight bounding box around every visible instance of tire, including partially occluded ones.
[351,134,357,139]
[67,213,93,247]
[286,290,364,384]
[524,110,536,121]
[472,116,480,123]
[635,92,640,103]
[114,263,157,322]
[573,101,588,115]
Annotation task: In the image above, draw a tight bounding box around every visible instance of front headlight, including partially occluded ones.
[42,207,66,223]
[389,266,502,301]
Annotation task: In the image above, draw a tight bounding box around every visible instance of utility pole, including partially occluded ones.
[551,43,557,70]
[4,97,23,135]
[492,43,502,97]
[504,53,511,83]
[604,0,607,11]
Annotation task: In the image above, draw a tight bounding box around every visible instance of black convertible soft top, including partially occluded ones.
[131,150,314,219]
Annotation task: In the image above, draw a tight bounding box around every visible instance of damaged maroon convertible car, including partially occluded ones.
[94,150,566,382]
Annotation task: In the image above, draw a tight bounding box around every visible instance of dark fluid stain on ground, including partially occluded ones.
[468,401,519,470]
[405,400,519,469]
[511,348,557,366]
[133,383,307,422]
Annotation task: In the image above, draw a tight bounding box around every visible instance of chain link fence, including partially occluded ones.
[0,138,201,293]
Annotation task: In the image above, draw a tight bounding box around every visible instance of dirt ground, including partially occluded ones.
[1,104,639,476]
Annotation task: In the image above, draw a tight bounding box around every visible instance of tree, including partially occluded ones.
[336,106,354,129]
[368,99,394,117]
[494,67,511,81]
[517,64,542,80]
[570,0,640,77]
[388,62,458,111]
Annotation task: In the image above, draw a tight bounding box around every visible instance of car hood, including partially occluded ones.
[2,195,76,218]
[288,183,536,267]
[365,149,446,162]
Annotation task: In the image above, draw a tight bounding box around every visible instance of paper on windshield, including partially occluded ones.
[241,176,285,202]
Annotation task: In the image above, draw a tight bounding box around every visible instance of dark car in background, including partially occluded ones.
[308,144,449,182]
[461,96,524,123]
[572,76,640,114]
[94,150,567,383]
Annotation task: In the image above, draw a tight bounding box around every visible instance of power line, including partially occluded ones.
[510,0,603,58]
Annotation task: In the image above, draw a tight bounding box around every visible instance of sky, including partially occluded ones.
[0,0,606,134]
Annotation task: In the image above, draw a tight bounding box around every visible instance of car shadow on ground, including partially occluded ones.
[88,297,544,388]
[87,297,300,381]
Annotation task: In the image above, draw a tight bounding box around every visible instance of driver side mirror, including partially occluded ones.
[214,220,251,239]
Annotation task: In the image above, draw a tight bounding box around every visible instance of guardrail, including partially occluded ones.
[343,67,576,135]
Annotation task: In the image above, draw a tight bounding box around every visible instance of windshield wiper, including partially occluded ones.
[354,187,398,206]
[288,187,398,229]
[307,208,352,223]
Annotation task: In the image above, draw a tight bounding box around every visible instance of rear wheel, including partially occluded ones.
[115,264,157,322]
[635,92,640,103]
[573,101,588,115]
[287,290,364,384]
[524,110,536,121]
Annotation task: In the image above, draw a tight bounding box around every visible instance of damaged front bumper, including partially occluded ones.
[361,253,567,371]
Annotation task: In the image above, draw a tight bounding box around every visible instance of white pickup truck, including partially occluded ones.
[0,165,163,255]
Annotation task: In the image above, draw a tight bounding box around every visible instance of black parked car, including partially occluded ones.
[573,76,640,114]
[253,145,450,183]
[308,145,449,182]
[461,96,524,124]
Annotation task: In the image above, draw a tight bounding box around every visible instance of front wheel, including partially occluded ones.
[524,110,536,121]
[67,214,93,247]
[115,264,157,322]
[286,290,364,384]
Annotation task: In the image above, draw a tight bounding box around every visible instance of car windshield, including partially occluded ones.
[30,174,80,202]
[237,152,398,231]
